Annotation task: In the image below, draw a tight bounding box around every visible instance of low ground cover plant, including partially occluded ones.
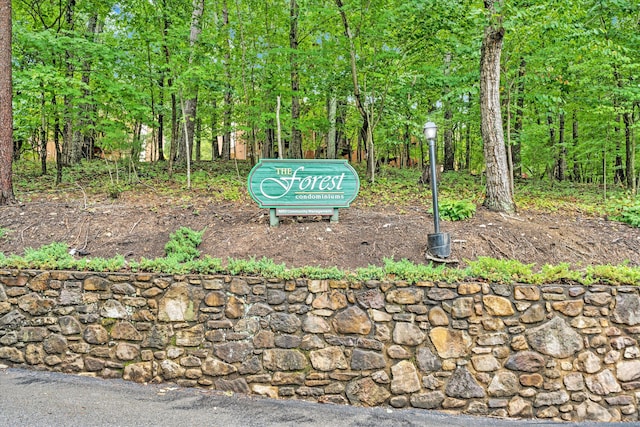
[1,238,638,286]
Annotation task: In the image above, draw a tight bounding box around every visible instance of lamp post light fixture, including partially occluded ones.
[423,121,451,259]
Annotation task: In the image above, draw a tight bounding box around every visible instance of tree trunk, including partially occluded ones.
[211,98,219,159]
[403,122,410,168]
[443,106,454,171]
[157,75,166,161]
[157,0,172,162]
[174,0,204,165]
[335,0,375,181]
[557,112,566,181]
[195,117,202,162]
[572,110,580,182]
[276,95,283,159]
[336,99,348,159]
[162,0,177,172]
[62,0,78,166]
[168,91,178,172]
[513,58,525,177]
[221,0,232,161]
[40,90,47,175]
[465,118,471,170]
[74,14,100,161]
[443,52,454,172]
[264,122,275,159]
[480,0,514,213]
[0,0,15,204]
[623,112,635,194]
[53,95,63,185]
[547,114,556,181]
[289,0,302,159]
[327,95,337,159]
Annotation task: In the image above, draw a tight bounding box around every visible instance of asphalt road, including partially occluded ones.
[0,367,631,427]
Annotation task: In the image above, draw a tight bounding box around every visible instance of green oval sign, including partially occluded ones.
[247,159,360,208]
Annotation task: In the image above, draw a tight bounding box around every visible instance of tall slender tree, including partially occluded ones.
[175,0,205,164]
[480,0,514,213]
[0,0,15,205]
[288,0,302,159]
[221,0,232,161]
[335,0,375,182]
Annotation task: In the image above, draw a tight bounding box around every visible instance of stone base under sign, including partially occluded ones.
[270,208,339,226]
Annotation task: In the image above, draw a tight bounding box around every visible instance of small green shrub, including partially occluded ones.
[131,257,185,274]
[253,257,292,279]
[584,263,640,285]
[465,257,535,284]
[382,257,466,284]
[0,227,9,239]
[23,243,76,270]
[226,257,255,275]
[614,205,640,228]
[188,256,225,274]
[164,227,205,262]
[436,200,476,221]
[534,263,581,284]
[107,183,123,199]
[87,255,126,272]
[355,265,386,281]
[222,187,241,201]
[294,265,344,280]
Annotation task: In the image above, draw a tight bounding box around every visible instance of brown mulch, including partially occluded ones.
[1,192,639,271]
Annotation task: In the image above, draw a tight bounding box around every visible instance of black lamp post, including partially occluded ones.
[423,122,451,259]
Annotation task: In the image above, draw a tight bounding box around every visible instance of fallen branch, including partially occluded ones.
[425,252,459,264]
[129,218,143,234]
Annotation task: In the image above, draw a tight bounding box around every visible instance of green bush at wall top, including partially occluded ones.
[1,228,639,285]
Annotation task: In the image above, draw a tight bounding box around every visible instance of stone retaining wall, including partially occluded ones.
[1,269,640,422]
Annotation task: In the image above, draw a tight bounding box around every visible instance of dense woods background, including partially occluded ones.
[1,0,639,206]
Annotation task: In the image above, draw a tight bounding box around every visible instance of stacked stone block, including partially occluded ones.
[1,269,640,422]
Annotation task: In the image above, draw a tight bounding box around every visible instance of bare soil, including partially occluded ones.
[1,192,640,271]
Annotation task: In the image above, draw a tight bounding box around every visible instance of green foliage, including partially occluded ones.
[86,256,127,272]
[536,263,581,284]
[355,265,386,281]
[294,266,344,280]
[382,257,465,284]
[132,257,188,274]
[2,240,639,286]
[610,203,640,228]
[222,187,242,202]
[583,264,640,286]
[465,257,536,284]
[0,228,9,239]
[164,227,205,262]
[436,200,476,221]
[515,179,628,216]
[22,243,77,270]
[226,258,258,276]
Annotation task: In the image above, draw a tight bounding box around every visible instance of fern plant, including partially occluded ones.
[435,200,476,221]
[615,205,640,228]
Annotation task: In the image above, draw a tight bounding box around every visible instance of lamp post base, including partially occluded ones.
[427,232,451,259]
